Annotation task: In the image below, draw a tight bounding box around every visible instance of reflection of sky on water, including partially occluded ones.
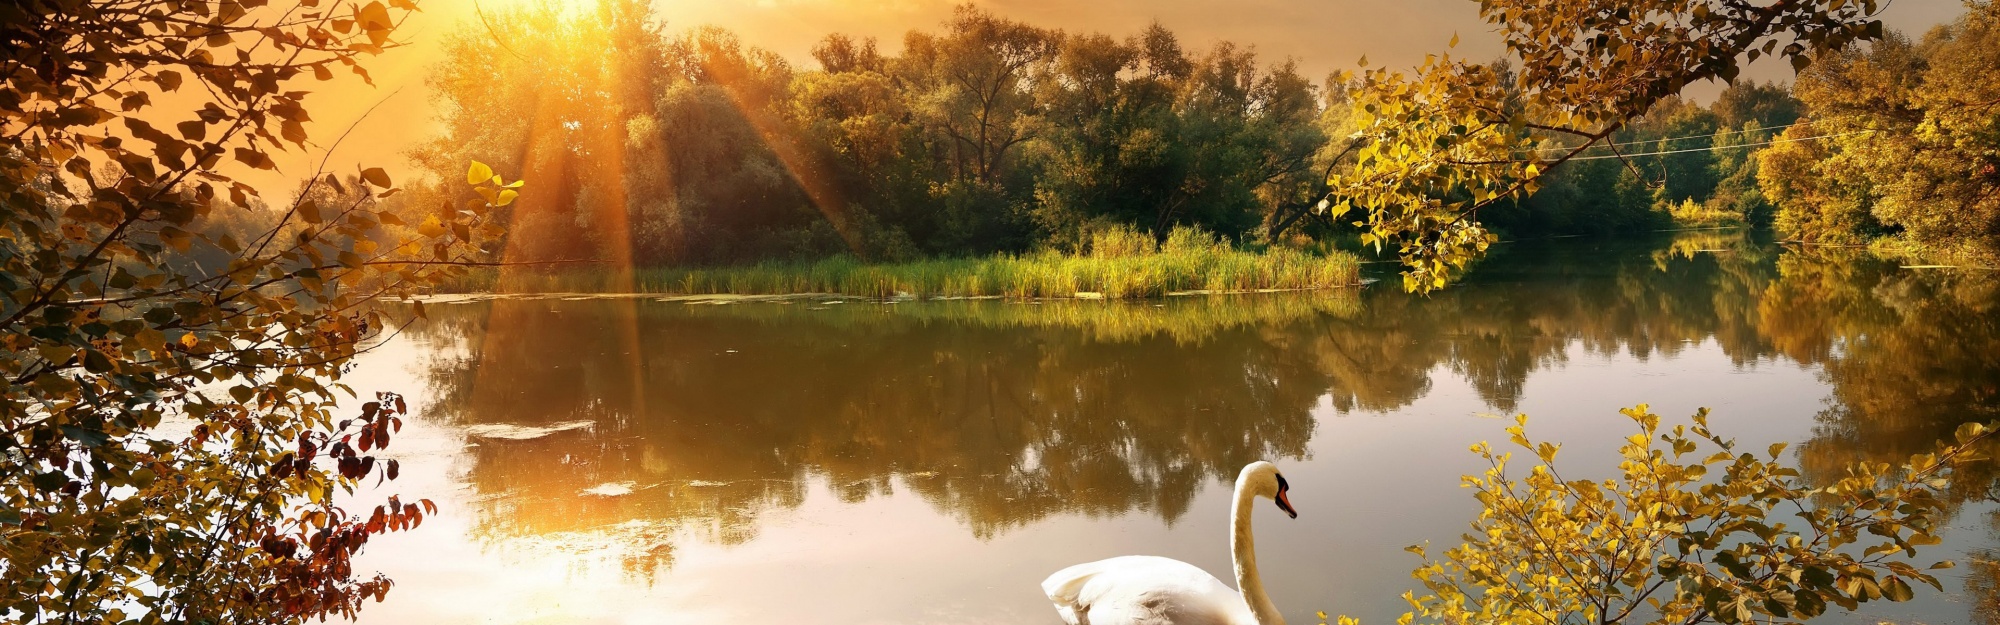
[343,233,2000,625]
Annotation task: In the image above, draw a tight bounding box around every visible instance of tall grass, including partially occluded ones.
[444,226,1361,298]
[1666,199,1747,228]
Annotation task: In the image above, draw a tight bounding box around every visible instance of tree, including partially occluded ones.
[0,1,511,621]
[1404,407,1996,625]
[792,34,931,260]
[1325,0,1892,291]
[415,0,664,266]
[1031,25,1332,246]
[1760,2,2000,262]
[1757,119,1884,244]
[415,5,1369,264]
[898,6,1057,186]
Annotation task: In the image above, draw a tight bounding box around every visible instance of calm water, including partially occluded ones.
[344,231,2000,624]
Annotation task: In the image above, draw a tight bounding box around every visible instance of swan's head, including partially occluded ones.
[1241,461,1297,519]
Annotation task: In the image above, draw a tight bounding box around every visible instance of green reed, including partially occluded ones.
[441,227,1361,299]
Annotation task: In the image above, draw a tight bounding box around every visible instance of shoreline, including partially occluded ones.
[429,244,1364,301]
[410,283,1370,306]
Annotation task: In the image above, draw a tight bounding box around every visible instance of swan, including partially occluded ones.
[1042,461,1299,625]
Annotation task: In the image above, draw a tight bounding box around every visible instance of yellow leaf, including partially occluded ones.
[158,226,192,252]
[467,160,493,186]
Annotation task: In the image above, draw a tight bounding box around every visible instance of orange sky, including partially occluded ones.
[257,0,1969,201]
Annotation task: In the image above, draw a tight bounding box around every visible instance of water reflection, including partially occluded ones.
[1768,250,2000,504]
[413,294,1354,555]
[405,230,1999,595]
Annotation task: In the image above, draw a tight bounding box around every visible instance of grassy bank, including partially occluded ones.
[445,228,1361,299]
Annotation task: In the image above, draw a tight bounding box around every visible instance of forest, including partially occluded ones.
[385,0,1998,272]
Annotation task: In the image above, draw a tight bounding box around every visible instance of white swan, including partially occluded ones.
[1042,461,1299,625]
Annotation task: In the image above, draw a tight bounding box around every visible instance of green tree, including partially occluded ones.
[897,6,1057,187]
[0,1,512,621]
[1031,25,1330,246]
[420,4,1351,262]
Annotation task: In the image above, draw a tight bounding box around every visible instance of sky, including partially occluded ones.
[254,0,1971,198]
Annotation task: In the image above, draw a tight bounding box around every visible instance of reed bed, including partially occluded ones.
[446,227,1361,299]
[668,292,1363,345]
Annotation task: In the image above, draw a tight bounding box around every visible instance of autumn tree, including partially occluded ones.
[1326,0,1894,291]
[1405,409,1997,625]
[1,0,513,621]
[1758,2,2000,262]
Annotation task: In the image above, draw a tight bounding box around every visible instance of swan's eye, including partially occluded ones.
[1275,473,1289,492]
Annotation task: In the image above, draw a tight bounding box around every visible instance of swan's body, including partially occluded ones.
[1042,462,1297,625]
[1043,556,1255,625]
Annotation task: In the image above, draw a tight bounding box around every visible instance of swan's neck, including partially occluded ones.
[1231,479,1285,625]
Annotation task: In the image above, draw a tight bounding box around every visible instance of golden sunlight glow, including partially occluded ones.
[270,0,1965,206]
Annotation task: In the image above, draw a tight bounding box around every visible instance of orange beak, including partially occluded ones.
[1275,488,1297,519]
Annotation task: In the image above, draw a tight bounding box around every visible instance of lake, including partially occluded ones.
[343,231,2000,624]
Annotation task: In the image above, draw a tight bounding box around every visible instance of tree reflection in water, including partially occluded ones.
[410,293,1354,575]
[407,231,2000,596]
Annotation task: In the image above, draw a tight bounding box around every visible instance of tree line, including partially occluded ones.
[407,1,1996,272]
[412,1,1353,265]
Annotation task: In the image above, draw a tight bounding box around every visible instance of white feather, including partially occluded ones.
[1042,555,1255,625]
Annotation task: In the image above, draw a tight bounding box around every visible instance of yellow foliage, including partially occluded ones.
[1404,406,1994,625]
